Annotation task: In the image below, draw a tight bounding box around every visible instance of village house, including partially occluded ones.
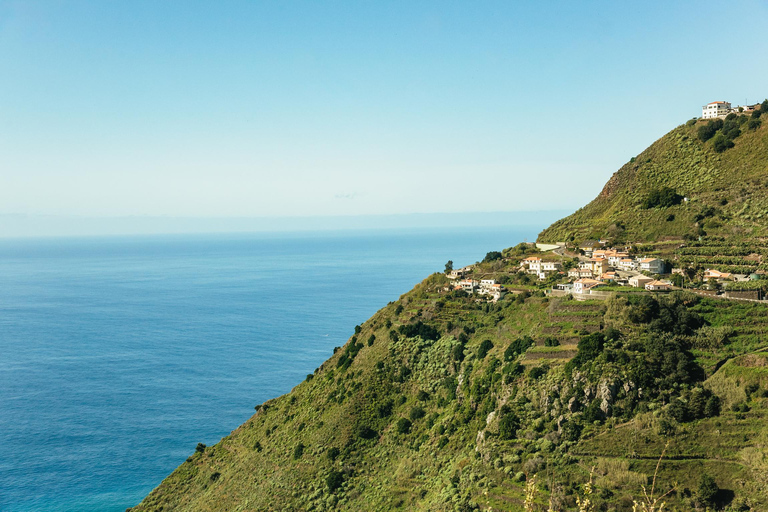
[573,278,603,294]
[568,267,593,279]
[579,240,601,256]
[588,257,609,277]
[702,101,732,119]
[459,279,479,293]
[618,258,638,271]
[704,269,733,281]
[479,279,497,291]
[541,261,562,272]
[447,266,474,279]
[645,280,672,291]
[629,275,654,288]
[600,271,619,283]
[639,257,665,274]
[608,251,629,267]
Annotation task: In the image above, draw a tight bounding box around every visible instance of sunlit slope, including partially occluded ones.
[538,116,768,243]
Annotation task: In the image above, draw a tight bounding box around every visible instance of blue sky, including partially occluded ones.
[1,1,767,229]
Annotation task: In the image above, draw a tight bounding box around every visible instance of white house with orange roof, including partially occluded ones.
[573,278,603,294]
[645,280,672,291]
[702,101,732,119]
[704,269,733,281]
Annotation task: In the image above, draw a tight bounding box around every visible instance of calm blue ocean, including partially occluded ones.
[0,227,533,511]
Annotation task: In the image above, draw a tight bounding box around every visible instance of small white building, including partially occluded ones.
[459,279,479,293]
[573,278,603,294]
[541,261,562,272]
[702,101,732,119]
[639,258,665,274]
[645,280,672,291]
[618,258,638,271]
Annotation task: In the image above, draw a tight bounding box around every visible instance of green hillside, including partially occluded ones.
[132,113,768,512]
[538,109,768,244]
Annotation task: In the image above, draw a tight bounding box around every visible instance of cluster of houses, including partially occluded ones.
[701,100,761,119]
[519,244,674,295]
[446,266,505,301]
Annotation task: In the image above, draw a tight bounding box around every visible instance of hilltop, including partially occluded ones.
[538,106,768,244]
[132,113,768,512]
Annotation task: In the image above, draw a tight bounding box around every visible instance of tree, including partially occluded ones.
[477,339,494,359]
[445,260,453,273]
[326,470,344,492]
[483,251,503,263]
[498,412,519,440]
[396,417,412,434]
[641,187,683,209]
[697,474,718,505]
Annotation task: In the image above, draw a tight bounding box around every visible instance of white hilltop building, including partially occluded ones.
[702,101,731,119]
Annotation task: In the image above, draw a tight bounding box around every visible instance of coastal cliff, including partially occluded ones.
[133,113,768,511]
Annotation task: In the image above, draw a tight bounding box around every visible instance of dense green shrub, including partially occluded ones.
[327,447,340,461]
[504,336,534,361]
[398,321,440,341]
[293,443,305,459]
[396,418,412,434]
[477,339,494,359]
[483,251,502,262]
[326,470,344,492]
[498,408,519,440]
[641,187,683,208]
[697,118,723,141]
[697,474,719,505]
[748,118,762,130]
[409,406,425,421]
[195,443,206,453]
[712,132,735,153]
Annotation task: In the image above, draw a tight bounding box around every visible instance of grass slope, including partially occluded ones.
[132,256,768,511]
[538,116,768,243]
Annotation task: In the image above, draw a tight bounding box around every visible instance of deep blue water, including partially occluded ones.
[0,227,533,511]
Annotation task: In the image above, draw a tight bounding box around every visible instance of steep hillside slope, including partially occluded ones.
[132,263,768,511]
[538,114,768,243]
[132,115,768,512]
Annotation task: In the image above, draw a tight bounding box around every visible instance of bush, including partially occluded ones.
[483,251,502,263]
[642,187,683,209]
[398,321,440,341]
[698,118,723,141]
[195,443,206,453]
[327,447,340,461]
[544,337,560,347]
[697,474,718,505]
[367,334,376,347]
[356,424,377,440]
[326,470,344,492]
[477,339,494,359]
[748,118,762,130]
[416,390,430,401]
[504,336,534,360]
[409,406,426,421]
[396,418,412,434]
[498,411,519,440]
[712,132,735,152]
[293,443,305,459]
[528,365,548,380]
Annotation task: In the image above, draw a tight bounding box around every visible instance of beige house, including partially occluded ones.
[629,275,654,288]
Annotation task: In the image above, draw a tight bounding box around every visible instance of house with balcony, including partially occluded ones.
[639,258,665,274]
[702,101,732,119]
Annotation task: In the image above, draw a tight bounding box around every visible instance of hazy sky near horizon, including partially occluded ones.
[2,1,768,221]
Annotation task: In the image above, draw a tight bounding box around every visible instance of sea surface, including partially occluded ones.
[0,227,533,511]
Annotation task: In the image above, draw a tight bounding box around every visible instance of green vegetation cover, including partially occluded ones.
[132,115,768,511]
